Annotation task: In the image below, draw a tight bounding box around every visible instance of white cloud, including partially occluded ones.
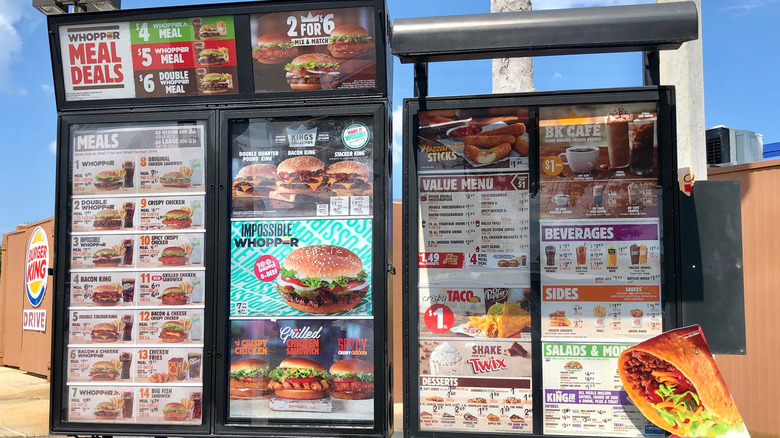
[534,0,654,10]
[0,0,24,93]
[553,72,563,80]
[48,140,56,155]
[392,105,403,173]
[41,84,54,94]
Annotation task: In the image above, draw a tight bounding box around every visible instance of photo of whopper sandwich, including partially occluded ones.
[197,47,228,65]
[92,245,124,268]
[229,358,271,399]
[94,169,124,191]
[326,24,373,59]
[92,209,124,230]
[284,53,340,91]
[89,359,121,381]
[199,72,233,94]
[326,160,372,197]
[271,156,329,202]
[198,23,222,40]
[232,163,277,198]
[161,207,193,229]
[618,326,745,437]
[252,33,297,64]
[328,359,374,400]
[267,357,330,400]
[277,245,369,314]
[93,401,121,420]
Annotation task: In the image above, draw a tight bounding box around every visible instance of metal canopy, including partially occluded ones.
[392,2,698,63]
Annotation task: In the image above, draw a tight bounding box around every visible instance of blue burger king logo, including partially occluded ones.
[25,227,49,307]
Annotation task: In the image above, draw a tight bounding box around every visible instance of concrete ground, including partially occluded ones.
[0,367,51,437]
[0,366,404,437]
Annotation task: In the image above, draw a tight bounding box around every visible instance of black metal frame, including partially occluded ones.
[50,110,217,437]
[402,86,678,438]
[213,102,393,438]
[45,0,390,112]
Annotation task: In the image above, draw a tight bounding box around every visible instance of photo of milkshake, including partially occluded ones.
[630,244,640,265]
[429,342,463,376]
[605,107,633,169]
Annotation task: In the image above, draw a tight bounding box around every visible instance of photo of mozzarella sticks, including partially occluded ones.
[477,122,526,137]
[464,134,517,149]
[464,143,512,164]
[514,135,530,156]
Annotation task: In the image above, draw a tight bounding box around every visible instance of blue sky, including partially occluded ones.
[0,0,778,235]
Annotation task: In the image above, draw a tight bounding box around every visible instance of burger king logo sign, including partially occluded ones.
[25,227,49,307]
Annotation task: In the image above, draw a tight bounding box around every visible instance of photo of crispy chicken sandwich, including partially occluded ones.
[326,24,373,59]
[232,163,277,198]
[229,358,271,399]
[328,359,374,400]
[159,320,188,343]
[267,357,330,400]
[618,326,745,437]
[161,208,193,229]
[277,245,369,314]
[252,33,297,64]
[325,161,372,197]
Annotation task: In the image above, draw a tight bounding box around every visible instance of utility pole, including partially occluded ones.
[491,0,534,93]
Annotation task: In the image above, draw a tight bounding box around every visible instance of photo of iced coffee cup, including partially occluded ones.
[558,146,600,174]
[605,107,633,169]
[629,117,656,176]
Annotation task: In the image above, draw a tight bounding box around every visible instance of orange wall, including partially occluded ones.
[710,160,780,438]
[0,219,54,378]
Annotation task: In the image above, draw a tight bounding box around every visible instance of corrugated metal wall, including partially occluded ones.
[710,160,780,438]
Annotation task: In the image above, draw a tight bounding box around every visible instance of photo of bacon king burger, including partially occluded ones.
[618,326,746,437]
[91,283,123,306]
[161,207,194,229]
[94,169,125,191]
[326,160,372,197]
[229,358,271,399]
[233,163,277,198]
[159,319,190,343]
[327,24,373,59]
[92,209,124,230]
[328,359,374,400]
[252,33,297,64]
[268,357,330,400]
[272,156,329,202]
[284,53,340,91]
[89,359,122,381]
[277,245,369,314]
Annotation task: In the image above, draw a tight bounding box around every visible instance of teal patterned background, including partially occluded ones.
[230,219,373,317]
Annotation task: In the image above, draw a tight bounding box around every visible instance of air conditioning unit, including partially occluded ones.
[706,126,763,166]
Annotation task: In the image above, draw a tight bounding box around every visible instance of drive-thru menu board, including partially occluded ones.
[415,106,534,433]
[539,103,662,435]
[227,115,376,425]
[59,16,237,101]
[66,123,206,424]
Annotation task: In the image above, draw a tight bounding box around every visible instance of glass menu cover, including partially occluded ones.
[227,115,375,426]
[65,122,207,425]
[59,15,238,101]
[415,106,534,434]
[249,7,377,93]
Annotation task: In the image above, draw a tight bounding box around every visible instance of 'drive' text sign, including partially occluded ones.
[59,23,135,101]
[23,310,47,332]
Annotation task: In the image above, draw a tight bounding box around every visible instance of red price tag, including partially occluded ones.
[424,304,454,334]
[254,255,280,282]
